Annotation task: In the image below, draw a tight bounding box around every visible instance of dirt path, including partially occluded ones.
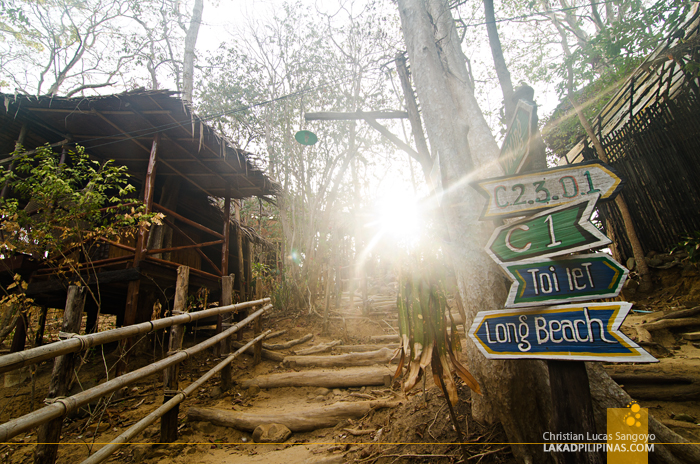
[0,290,511,464]
[5,265,698,463]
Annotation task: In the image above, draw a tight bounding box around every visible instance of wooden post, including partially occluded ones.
[549,362,604,464]
[219,275,233,391]
[216,187,231,358]
[523,99,603,463]
[253,307,262,365]
[34,286,86,464]
[9,311,27,354]
[234,199,245,341]
[160,266,189,443]
[120,134,159,374]
[34,306,48,347]
[1,124,27,199]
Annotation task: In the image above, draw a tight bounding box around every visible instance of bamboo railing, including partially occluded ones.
[0,305,271,443]
[81,329,272,464]
[0,298,270,375]
[0,264,269,464]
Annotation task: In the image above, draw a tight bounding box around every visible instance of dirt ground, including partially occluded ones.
[1,262,699,464]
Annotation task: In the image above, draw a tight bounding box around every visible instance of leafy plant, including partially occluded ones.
[672,231,700,262]
[394,264,480,405]
[0,144,159,264]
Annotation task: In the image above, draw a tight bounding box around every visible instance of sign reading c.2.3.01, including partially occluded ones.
[502,253,629,308]
[474,160,624,220]
[486,195,610,265]
[468,302,657,363]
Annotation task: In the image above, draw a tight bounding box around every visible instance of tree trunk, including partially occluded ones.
[182,0,203,104]
[282,347,395,369]
[484,0,515,121]
[397,1,700,462]
[397,1,556,461]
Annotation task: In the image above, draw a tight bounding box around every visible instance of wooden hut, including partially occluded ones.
[0,89,278,332]
[557,9,700,261]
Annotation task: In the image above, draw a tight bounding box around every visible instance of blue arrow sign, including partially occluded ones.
[502,253,629,308]
[468,303,657,362]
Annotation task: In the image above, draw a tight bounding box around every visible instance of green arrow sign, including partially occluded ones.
[468,303,657,362]
[502,253,628,308]
[486,195,610,265]
[474,160,624,220]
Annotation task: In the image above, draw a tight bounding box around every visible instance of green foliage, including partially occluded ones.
[0,143,157,262]
[395,261,480,405]
[672,231,700,263]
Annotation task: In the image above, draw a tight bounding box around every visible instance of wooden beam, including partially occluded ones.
[222,184,231,275]
[145,256,222,280]
[160,218,223,276]
[135,134,160,261]
[153,203,224,239]
[144,239,224,255]
[305,111,408,120]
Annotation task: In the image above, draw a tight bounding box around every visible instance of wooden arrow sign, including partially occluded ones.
[502,253,628,308]
[485,195,611,265]
[474,160,623,220]
[468,302,657,362]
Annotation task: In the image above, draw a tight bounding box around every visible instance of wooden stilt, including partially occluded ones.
[160,266,189,443]
[34,306,48,347]
[34,286,86,464]
[220,275,234,391]
[234,199,245,341]
[120,134,159,374]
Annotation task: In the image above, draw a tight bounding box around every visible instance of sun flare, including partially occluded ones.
[372,190,423,245]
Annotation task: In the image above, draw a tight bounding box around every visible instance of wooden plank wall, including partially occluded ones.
[581,92,700,260]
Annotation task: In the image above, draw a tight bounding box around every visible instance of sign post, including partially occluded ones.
[472,157,655,464]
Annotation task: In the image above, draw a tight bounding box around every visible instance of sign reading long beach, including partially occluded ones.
[475,160,623,220]
[468,303,656,362]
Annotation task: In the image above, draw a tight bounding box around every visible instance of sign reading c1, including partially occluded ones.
[485,195,610,265]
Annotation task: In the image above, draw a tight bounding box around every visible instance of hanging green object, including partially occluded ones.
[295,130,318,145]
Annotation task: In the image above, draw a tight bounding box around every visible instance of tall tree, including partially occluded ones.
[396,0,700,462]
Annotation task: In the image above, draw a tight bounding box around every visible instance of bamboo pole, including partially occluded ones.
[81,330,271,464]
[35,286,86,464]
[0,298,271,375]
[160,266,189,443]
[0,306,271,444]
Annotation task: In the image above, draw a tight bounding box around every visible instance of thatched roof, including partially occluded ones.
[0,89,279,199]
